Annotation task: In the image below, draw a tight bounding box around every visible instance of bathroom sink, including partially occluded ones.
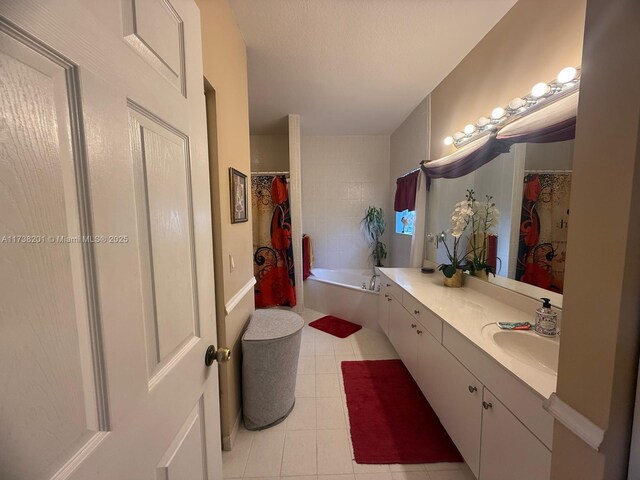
[482,325,560,375]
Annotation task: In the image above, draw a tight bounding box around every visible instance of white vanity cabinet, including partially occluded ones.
[388,296,419,376]
[378,271,553,480]
[378,283,391,335]
[479,389,552,480]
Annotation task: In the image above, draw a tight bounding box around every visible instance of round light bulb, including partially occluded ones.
[453,131,465,141]
[444,136,454,146]
[477,117,491,128]
[531,82,550,98]
[463,123,476,135]
[509,97,526,110]
[557,66,577,84]
[491,107,506,120]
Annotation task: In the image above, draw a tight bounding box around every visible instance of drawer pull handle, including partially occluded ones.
[468,385,477,393]
[482,401,493,410]
[386,283,391,287]
[387,298,392,302]
[384,294,388,298]
[414,309,420,315]
[417,329,423,335]
[411,323,417,328]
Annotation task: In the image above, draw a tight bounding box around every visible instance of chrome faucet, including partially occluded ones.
[368,274,379,291]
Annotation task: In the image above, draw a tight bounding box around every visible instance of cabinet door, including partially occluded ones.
[480,389,551,480]
[436,348,482,478]
[415,328,446,411]
[388,299,418,375]
[378,283,391,335]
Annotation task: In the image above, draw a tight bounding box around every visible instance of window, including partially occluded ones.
[395,209,416,235]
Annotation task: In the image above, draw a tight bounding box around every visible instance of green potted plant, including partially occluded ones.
[436,197,473,287]
[467,190,500,280]
[362,206,388,267]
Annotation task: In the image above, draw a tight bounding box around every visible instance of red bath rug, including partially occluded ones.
[309,315,362,338]
[341,359,463,464]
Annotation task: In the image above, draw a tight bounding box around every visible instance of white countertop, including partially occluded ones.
[379,268,558,400]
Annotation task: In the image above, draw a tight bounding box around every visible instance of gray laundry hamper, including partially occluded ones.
[242,309,304,430]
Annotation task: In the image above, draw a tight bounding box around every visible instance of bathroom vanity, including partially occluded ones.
[378,268,559,480]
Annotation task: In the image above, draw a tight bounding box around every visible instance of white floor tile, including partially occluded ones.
[296,374,317,397]
[389,464,426,472]
[354,473,393,480]
[316,355,338,374]
[317,397,347,429]
[317,475,355,480]
[352,462,391,473]
[334,341,356,355]
[243,430,285,478]
[317,429,354,475]
[300,342,316,356]
[287,397,317,430]
[424,463,465,472]
[428,468,469,480]
[315,341,335,356]
[316,374,341,397]
[221,427,254,478]
[298,355,317,374]
[390,472,430,480]
[281,430,317,476]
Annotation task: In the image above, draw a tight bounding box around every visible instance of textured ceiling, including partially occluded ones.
[229,0,518,135]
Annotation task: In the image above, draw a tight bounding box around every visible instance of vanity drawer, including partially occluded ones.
[380,275,403,300]
[403,293,442,342]
[442,324,554,449]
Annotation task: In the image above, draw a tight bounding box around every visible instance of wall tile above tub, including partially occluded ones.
[301,136,391,270]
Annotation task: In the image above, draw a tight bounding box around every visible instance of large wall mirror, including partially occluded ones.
[422,81,580,308]
[425,140,573,306]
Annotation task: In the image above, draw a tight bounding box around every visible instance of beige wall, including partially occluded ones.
[250,135,290,172]
[552,0,640,477]
[389,95,430,267]
[196,0,254,447]
[430,0,586,160]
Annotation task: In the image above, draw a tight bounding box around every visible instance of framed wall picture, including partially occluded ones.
[229,167,248,223]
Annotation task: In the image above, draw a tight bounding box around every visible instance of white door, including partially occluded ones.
[0,1,222,479]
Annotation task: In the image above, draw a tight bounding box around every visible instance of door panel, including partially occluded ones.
[0,0,222,478]
[122,0,186,95]
[129,104,199,373]
[0,26,108,480]
[156,397,207,480]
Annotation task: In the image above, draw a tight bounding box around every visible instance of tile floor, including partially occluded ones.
[223,308,476,480]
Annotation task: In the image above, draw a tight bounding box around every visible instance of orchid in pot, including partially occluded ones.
[436,197,474,287]
[467,190,501,280]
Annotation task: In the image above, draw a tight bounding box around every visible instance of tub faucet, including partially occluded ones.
[369,274,379,291]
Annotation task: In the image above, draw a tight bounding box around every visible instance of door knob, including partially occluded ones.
[205,345,231,366]
[482,401,493,410]
[414,309,420,315]
[416,330,423,335]
[468,385,477,393]
[411,323,417,329]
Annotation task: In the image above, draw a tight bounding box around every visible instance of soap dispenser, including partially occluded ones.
[534,298,558,336]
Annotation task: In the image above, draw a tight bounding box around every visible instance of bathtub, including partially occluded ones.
[304,268,381,332]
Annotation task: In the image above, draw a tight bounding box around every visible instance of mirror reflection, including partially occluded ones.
[426,140,574,296]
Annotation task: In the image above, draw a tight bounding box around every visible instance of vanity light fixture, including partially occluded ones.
[531,82,551,98]
[444,65,581,148]
[477,116,491,128]
[557,66,578,84]
[490,107,506,120]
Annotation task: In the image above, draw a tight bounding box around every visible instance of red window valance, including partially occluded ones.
[394,170,420,212]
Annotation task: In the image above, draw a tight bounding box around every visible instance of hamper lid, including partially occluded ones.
[243,309,304,341]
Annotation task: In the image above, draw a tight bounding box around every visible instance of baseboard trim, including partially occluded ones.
[543,392,605,451]
[225,277,256,315]
[222,410,242,451]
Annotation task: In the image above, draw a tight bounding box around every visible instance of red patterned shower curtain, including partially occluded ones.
[251,175,297,307]
[516,173,571,293]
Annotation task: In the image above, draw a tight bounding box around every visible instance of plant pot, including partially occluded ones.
[443,269,463,288]
[471,269,488,281]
